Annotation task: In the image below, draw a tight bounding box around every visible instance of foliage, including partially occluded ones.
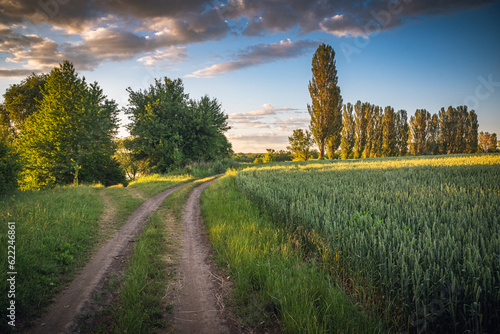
[353,101,367,159]
[0,73,47,139]
[287,128,314,161]
[262,148,275,163]
[340,103,355,159]
[114,137,149,180]
[235,155,500,333]
[478,131,498,153]
[308,43,342,159]
[15,61,125,189]
[0,135,21,194]
[126,77,232,173]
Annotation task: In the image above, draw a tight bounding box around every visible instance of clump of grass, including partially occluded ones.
[201,171,382,333]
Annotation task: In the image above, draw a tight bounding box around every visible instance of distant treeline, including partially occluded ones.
[339,102,492,160]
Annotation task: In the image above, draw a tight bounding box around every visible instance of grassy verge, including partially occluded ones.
[92,180,201,333]
[0,185,103,332]
[201,171,383,333]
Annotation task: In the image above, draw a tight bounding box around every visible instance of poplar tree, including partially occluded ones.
[308,43,342,159]
[340,103,355,159]
[382,106,396,157]
[466,110,479,153]
[353,100,367,159]
[395,109,409,156]
[409,109,430,156]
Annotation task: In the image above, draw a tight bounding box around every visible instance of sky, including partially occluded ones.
[1,0,499,153]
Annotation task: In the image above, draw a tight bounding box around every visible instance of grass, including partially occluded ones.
[0,185,103,332]
[0,174,194,332]
[201,171,382,333]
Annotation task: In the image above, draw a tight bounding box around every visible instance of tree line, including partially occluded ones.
[0,61,232,192]
[287,43,497,162]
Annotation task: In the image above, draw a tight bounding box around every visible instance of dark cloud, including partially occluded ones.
[187,38,318,77]
[0,0,496,76]
[0,68,42,77]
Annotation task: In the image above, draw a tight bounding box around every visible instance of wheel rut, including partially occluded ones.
[28,183,188,334]
[171,179,230,334]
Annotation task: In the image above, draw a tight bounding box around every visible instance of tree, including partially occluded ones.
[426,113,440,155]
[1,73,47,139]
[409,109,430,156]
[287,129,314,161]
[114,137,149,180]
[353,101,368,159]
[262,149,276,163]
[478,132,498,153]
[0,134,21,194]
[126,77,231,173]
[382,106,396,157]
[395,110,409,156]
[340,103,355,159]
[466,109,479,153]
[16,61,125,189]
[308,43,342,159]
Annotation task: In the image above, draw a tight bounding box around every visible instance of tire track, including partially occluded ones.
[28,183,188,334]
[172,179,229,334]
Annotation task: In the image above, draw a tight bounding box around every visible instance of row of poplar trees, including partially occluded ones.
[308,44,481,159]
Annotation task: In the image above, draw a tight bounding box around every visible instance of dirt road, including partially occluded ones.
[28,183,187,334]
[172,179,230,334]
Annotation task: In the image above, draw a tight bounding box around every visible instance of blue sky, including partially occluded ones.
[1,0,499,152]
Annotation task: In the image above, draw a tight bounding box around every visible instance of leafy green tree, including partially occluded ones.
[466,110,479,153]
[16,61,125,189]
[395,110,409,156]
[340,103,355,159]
[308,43,342,159]
[478,132,498,153]
[0,134,21,194]
[183,95,232,161]
[353,101,368,159]
[1,73,47,139]
[126,77,231,173]
[409,109,430,156]
[114,137,149,180]
[262,149,276,163]
[366,105,383,158]
[382,106,396,157]
[287,129,314,161]
[426,113,440,155]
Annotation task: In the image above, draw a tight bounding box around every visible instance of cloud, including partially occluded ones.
[0,68,42,77]
[0,0,495,77]
[187,38,318,77]
[274,117,310,132]
[137,47,187,66]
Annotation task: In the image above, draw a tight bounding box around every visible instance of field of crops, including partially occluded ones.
[235,154,500,332]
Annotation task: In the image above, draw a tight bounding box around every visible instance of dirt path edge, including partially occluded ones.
[28,183,188,334]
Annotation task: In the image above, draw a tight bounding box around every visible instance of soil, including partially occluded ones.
[27,183,187,334]
[169,179,231,334]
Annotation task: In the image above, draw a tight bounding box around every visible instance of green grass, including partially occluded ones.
[0,185,103,332]
[235,154,500,333]
[201,171,382,333]
[0,174,193,332]
[128,174,194,198]
[96,181,200,333]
